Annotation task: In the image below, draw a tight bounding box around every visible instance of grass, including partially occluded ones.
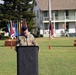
[0,37,76,75]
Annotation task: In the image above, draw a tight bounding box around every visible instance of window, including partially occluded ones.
[55,11,58,16]
[65,10,69,16]
[55,23,59,29]
[43,11,48,17]
[44,23,49,30]
[55,11,58,20]
[66,22,69,31]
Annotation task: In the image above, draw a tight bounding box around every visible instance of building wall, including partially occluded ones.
[33,3,76,37]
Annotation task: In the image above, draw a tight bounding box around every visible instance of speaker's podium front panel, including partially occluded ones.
[16,46,39,75]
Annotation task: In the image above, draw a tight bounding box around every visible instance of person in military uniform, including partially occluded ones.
[16,26,38,46]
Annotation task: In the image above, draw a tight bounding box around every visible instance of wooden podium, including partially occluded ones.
[16,46,39,75]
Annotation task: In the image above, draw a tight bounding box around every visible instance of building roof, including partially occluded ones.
[35,0,76,11]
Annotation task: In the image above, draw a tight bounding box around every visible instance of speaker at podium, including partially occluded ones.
[16,46,39,75]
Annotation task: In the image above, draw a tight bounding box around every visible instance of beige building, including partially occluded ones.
[33,0,76,37]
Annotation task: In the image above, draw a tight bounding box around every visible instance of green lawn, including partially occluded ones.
[0,37,76,75]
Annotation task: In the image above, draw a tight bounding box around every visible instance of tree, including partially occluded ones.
[0,0,36,31]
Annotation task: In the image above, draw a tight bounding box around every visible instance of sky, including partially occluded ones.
[0,0,32,4]
[0,0,4,4]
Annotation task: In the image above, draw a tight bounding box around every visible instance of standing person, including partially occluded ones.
[16,26,39,75]
[16,26,38,46]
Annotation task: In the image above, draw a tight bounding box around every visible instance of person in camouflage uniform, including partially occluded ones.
[16,26,38,46]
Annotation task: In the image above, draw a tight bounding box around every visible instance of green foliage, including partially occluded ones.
[0,0,36,30]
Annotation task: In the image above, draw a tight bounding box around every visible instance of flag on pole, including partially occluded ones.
[7,21,10,33]
[10,20,14,49]
[20,20,23,35]
[49,21,54,39]
[17,20,19,36]
[48,0,54,39]
[18,21,21,35]
[13,21,19,37]
[10,20,15,39]
[23,20,27,27]
[48,0,54,49]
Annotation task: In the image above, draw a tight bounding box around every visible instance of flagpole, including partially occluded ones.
[49,0,51,37]
[48,0,51,49]
[11,38,13,49]
[10,20,13,49]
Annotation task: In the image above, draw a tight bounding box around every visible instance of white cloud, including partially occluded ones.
[0,0,4,4]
